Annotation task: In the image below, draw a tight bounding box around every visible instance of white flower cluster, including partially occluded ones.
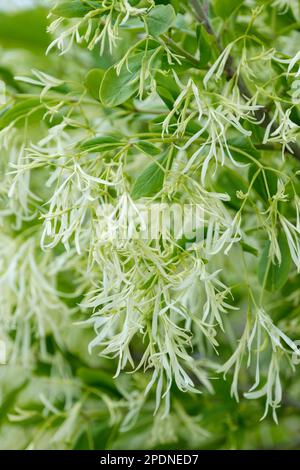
[2,1,300,427]
[0,234,75,363]
[220,308,300,422]
[47,0,154,55]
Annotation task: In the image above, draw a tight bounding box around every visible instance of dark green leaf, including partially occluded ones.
[155,71,180,99]
[76,367,120,396]
[0,66,23,92]
[155,70,180,109]
[154,0,180,13]
[79,136,122,152]
[215,167,248,209]
[228,136,261,163]
[240,241,258,257]
[258,232,291,291]
[248,165,278,202]
[132,151,171,199]
[196,25,213,67]
[156,86,177,109]
[134,141,161,156]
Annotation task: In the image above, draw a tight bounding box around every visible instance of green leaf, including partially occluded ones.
[155,71,180,98]
[134,141,161,156]
[146,5,176,37]
[132,151,171,199]
[240,241,258,257]
[215,167,248,210]
[52,1,99,18]
[156,86,177,109]
[85,69,105,101]
[196,25,213,67]
[154,0,180,13]
[248,165,278,202]
[76,368,120,396]
[213,0,243,19]
[100,52,145,107]
[258,232,291,292]
[0,66,23,92]
[79,136,122,152]
[155,70,181,109]
[0,98,43,129]
[228,136,261,163]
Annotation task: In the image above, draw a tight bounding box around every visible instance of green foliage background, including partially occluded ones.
[0,0,300,450]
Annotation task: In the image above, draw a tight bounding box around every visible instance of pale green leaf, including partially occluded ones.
[146,5,176,37]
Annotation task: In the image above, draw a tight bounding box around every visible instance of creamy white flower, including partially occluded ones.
[219,308,300,420]
[15,69,65,100]
[263,102,299,158]
[0,235,73,364]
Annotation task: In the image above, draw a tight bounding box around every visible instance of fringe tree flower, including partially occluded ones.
[2,0,300,450]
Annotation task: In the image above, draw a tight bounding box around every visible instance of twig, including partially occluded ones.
[189,0,300,162]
